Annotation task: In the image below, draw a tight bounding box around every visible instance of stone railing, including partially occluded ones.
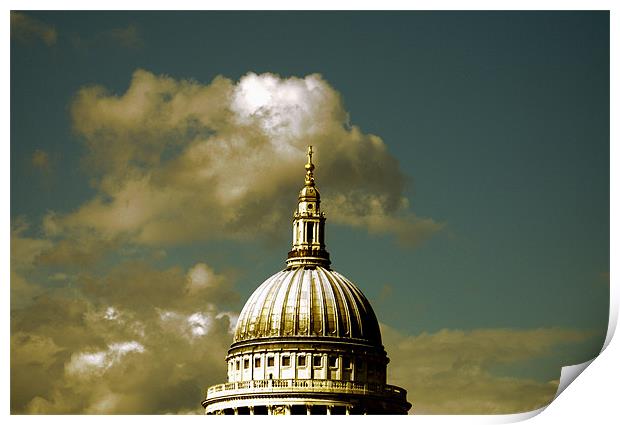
[205,379,407,401]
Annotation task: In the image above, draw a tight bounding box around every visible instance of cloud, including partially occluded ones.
[326,194,443,246]
[72,24,143,50]
[186,263,226,294]
[11,260,239,414]
[49,272,70,282]
[106,25,143,49]
[382,324,600,414]
[36,232,118,267]
[11,12,57,46]
[10,220,54,307]
[66,341,145,377]
[79,259,239,314]
[31,149,52,172]
[11,219,52,272]
[43,70,441,249]
[9,70,445,414]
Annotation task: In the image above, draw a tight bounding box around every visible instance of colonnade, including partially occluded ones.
[212,404,355,415]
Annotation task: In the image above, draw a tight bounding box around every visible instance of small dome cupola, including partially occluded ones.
[286,146,331,268]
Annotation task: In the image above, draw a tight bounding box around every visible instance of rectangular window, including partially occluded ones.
[343,357,352,369]
[298,355,306,367]
[355,358,364,370]
[244,359,249,369]
[313,355,322,368]
[282,355,291,367]
[329,356,338,368]
[254,357,261,368]
[267,356,275,367]
[236,360,240,370]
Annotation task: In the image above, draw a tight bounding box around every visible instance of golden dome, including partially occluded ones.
[233,266,382,345]
[203,146,411,415]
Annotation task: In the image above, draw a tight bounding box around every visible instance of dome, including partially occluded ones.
[203,146,411,415]
[233,266,382,345]
[299,185,320,199]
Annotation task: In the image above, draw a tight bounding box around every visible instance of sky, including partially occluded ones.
[10,11,609,414]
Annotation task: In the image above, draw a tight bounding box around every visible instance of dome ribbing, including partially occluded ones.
[233,266,381,345]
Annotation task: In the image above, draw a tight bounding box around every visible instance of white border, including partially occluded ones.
[4,2,616,424]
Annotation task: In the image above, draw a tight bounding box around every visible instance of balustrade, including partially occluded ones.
[206,379,407,401]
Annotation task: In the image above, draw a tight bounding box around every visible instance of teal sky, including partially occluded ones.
[10,11,609,414]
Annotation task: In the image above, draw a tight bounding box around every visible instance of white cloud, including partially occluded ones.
[109,341,145,356]
[104,307,119,321]
[230,72,339,139]
[187,313,212,337]
[186,262,223,293]
[67,351,107,373]
[159,309,221,340]
[66,341,145,377]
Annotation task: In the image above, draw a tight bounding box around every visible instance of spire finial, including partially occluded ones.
[304,145,315,186]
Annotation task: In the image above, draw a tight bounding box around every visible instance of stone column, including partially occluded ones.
[249,406,255,415]
[306,405,311,415]
[338,355,342,380]
[326,405,332,415]
[268,405,273,415]
[346,406,350,415]
[303,223,307,244]
[233,407,238,415]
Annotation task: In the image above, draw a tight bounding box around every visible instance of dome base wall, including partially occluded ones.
[203,379,411,415]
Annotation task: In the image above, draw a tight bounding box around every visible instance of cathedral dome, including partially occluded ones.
[233,266,382,345]
[202,146,411,416]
